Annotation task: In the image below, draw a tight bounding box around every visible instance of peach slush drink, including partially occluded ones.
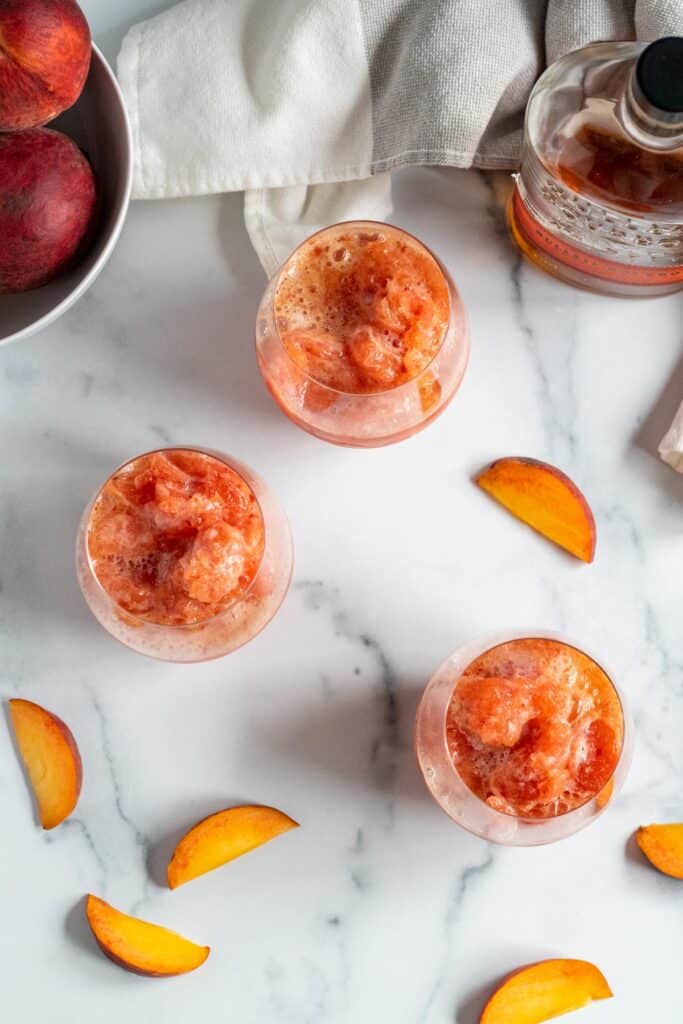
[255,222,469,446]
[416,635,629,845]
[76,448,293,661]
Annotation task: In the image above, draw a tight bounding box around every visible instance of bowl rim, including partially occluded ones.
[1,42,133,347]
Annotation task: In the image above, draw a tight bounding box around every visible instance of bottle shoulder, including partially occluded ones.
[526,42,683,216]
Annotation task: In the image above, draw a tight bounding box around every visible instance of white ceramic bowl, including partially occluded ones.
[0,44,132,346]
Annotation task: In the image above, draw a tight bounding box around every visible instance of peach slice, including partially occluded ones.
[636,824,683,879]
[9,698,82,829]
[481,959,612,1023]
[85,895,209,977]
[168,805,299,889]
[476,457,596,563]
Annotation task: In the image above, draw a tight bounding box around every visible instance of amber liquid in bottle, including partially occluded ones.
[557,125,683,211]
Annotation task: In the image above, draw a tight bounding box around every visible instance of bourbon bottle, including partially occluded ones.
[509,37,683,296]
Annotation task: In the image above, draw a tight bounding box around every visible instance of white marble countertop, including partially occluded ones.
[2,4,683,1022]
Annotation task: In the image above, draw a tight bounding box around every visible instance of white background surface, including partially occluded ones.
[1,3,683,1022]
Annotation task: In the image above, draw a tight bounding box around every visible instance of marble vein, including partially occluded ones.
[416,849,496,1024]
[296,579,404,827]
[45,817,108,892]
[84,682,151,910]
[479,171,581,464]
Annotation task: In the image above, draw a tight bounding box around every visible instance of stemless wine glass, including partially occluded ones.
[415,630,632,846]
[255,221,469,447]
[76,447,293,661]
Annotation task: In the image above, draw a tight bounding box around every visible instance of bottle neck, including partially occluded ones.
[617,64,683,152]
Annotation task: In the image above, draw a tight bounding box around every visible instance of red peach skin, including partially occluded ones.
[0,0,91,131]
[0,128,97,293]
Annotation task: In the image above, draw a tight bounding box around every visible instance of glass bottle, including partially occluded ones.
[509,37,683,297]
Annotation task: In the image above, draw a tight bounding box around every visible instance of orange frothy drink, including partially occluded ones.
[77,448,293,661]
[446,638,624,819]
[275,225,449,393]
[255,222,469,446]
[88,450,265,626]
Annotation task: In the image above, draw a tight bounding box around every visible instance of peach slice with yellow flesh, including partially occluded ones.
[636,824,683,879]
[481,959,612,1023]
[8,698,82,829]
[168,805,299,889]
[85,894,209,976]
[476,458,596,563]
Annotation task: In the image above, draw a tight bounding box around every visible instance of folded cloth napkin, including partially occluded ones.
[659,403,683,473]
[118,0,683,274]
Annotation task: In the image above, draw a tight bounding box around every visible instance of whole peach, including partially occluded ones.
[0,0,91,131]
[0,128,97,293]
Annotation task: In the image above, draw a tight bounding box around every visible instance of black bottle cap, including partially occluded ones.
[636,37,683,116]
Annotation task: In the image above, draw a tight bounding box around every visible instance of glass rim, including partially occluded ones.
[421,628,630,826]
[267,219,458,398]
[82,445,268,630]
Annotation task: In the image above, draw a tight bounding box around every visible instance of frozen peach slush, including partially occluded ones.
[446,638,623,818]
[274,224,450,394]
[87,450,265,626]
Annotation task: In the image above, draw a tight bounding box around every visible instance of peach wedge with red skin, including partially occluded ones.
[636,824,683,879]
[168,805,299,889]
[481,959,612,1023]
[9,698,82,829]
[86,895,209,977]
[476,457,596,563]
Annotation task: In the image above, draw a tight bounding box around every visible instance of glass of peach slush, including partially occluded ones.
[416,633,631,845]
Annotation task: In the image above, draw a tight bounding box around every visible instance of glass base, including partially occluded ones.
[258,359,463,448]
